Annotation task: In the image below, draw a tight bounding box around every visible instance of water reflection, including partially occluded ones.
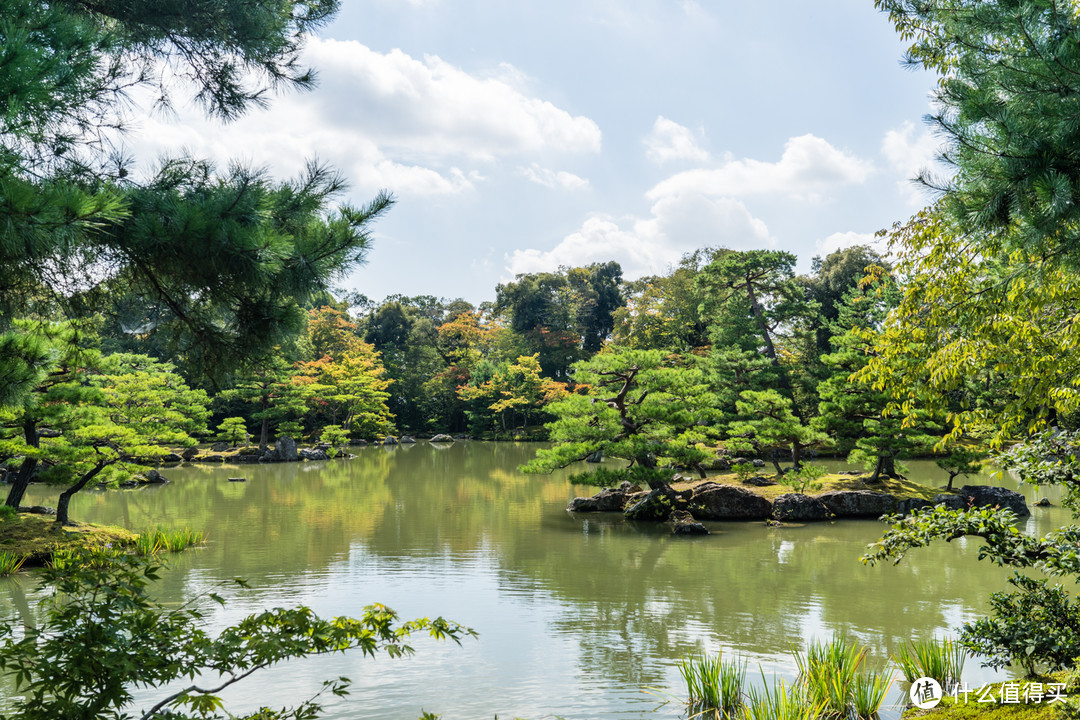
[1,444,1066,719]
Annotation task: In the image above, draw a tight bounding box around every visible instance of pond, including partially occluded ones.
[1,443,1068,719]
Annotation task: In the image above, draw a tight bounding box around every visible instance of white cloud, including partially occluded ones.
[520,164,590,190]
[647,134,873,202]
[815,231,883,257]
[120,39,601,196]
[506,193,773,278]
[305,38,602,160]
[881,121,945,205]
[644,116,709,164]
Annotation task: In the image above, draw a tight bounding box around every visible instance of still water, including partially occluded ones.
[2,443,1067,719]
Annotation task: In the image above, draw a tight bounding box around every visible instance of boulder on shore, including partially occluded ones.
[430,434,454,443]
[299,448,330,461]
[383,436,398,446]
[816,490,897,518]
[400,436,417,444]
[689,482,772,520]
[958,485,1030,517]
[624,486,689,522]
[275,436,298,462]
[567,485,635,512]
[211,441,229,452]
[181,447,198,461]
[772,493,830,522]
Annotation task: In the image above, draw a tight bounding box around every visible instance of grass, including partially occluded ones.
[135,526,205,555]
[0,513,137,567]
[0,550,27,576]
[677,650,746,718]
[893,638,967,689]
[792,636,895,719]
[744,676,822,720]
[673,472,943,502]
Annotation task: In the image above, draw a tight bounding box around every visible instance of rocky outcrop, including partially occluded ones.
[383,436,398,445]
[430,434,454,443]
[143,469,169,484]
[1035,498,1053,507]
[670,510,710,535]
[896,497,932,516]
[561,483,635,511]
[933,493,965,510]
[816,491,897,518]
[743,476,777,487]
[299,448,330,461]
[18,505,55,515]
[958,485,1030,517]
[773,493,830,522]
[275,436,298,462]
[211,441,229,452]
[625,486,690,522]
[181,447,198,461]
[400,436,417,444]
[159,452,183,464]
[349,438,368,447]
[688,482,772,520]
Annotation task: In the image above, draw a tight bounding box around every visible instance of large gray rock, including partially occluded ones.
[933,493,965,510]
[144,469,169,484]
[773,493,830,521]
[567,486,632,512]
[159,452,183,464]
[689,482,772,520]
[624,487,687,522]
[430,434,454,443]
[211,441,229,452]
[383,436,398,445]
[816,491,898,518]
[181,446,198,461]
[958,485,1030,517]
[400,436,417,444]
[299,448,330,461]
[896,497,932,516]
[275,436,299,462]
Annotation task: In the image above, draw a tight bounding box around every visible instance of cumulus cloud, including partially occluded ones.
[815,231,883,257]
[647,134,873,202]
[520,164,590,190]
[881,121,946,205]
[306,38,602,160]
[506,194,773,278]
[644,116,709,164]
[121,38,601,196]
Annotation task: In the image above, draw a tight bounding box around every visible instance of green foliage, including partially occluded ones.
[891,637,966,688]
[677,650,746,719]
[744,675,821,720]
[793,636,892,719]
[0,548,474,720]
[216,417,249,447]
[732,462,755,482]
[728,390,827,473]
[521,348,719,489]
[936,446,986,492]
[568,465,672,489]
[319,425,350,458]
[0,505,15,521]
[134,527,205,556]
[783,464,825,495]
[0,552,26,577]
[963,573,1080,675]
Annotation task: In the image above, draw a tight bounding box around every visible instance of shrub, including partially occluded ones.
[0,548,474,719]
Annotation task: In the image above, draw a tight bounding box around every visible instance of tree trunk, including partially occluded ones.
[745,276,804,423]
[791,442,803,469]
[55,462,107,526]
[5,457,37,509]
[5,419,40,509]
[259,396,269,450]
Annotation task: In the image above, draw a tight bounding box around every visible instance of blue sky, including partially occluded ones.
[130,0,943,305]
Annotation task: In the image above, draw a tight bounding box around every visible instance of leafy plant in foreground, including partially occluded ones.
[891,637,966,688]
[0,548,474,719]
